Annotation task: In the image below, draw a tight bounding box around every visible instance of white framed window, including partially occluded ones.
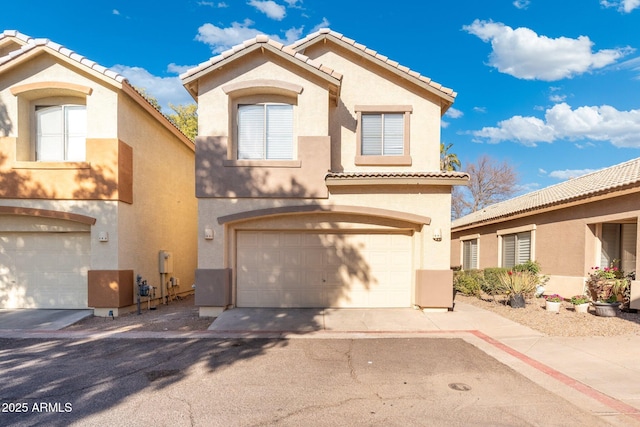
[36,105,86,161]
[237,103,293,160]
[361,113,404,156]
[462,238,478,270]
[501,231,531,268]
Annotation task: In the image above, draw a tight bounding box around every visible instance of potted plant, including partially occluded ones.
[496,270,537,308]
[586,266,630,317]
[569,294,590,313]
[543,294,563,313]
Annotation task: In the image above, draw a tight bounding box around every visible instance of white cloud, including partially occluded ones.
[513,0,530,9]
[549,169,598,180]
[472,115,556,146]
[441,120,450,129]
[463,19,633,80]
[196,19,321,53]
[549,94,566,103]
[445,107,464,119]
[310,17,330,33]
[249,0,286,20]
[473,106,487,113]
[112,9,120,15]
[472,103,640,147]
[167,63,195,74]
[538,168,547,174]
[112,65,194,111]
[601,0,640,12]
[284,0,302,7]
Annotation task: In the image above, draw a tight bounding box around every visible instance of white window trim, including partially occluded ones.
[237,103,294,161]
[497,224,536,268]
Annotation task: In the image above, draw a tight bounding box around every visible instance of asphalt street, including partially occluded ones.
[0,336,612,426]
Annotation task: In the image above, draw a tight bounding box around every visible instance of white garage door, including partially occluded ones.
[236,231,412,308]
[0,232,90,309]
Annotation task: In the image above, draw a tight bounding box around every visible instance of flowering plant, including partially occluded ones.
[569,295,590,305]
[544,294,563,303]
[586,264,629,303]
[587,266,623,280]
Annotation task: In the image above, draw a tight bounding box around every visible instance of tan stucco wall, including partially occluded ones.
[451,192,640,297]
[303,42,442,173]
[116,91,197,301]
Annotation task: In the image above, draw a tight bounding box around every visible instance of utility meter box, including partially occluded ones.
[159,250,174,274]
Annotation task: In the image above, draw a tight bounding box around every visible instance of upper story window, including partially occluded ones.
[237,103,293,160]
[361,113,404,156]
[354,105,412,166]
[36,104,86,162]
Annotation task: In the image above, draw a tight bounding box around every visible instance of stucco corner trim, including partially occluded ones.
[0,206,97,225]
[217,204,431,228]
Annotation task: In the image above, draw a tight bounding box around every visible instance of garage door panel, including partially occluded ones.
[1,232,90,309]
[237,231,412,308]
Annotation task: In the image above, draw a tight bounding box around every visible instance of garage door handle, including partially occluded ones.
[322,279,326,282]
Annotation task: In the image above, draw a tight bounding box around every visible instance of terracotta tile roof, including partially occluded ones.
[0,30,125,83]
[452,157,640,229]
[180,34,343,83]
[289,28,457,102]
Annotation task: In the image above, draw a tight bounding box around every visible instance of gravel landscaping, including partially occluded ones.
[454,293,640,337]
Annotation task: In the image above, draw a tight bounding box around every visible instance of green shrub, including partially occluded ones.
[482,267,509,296]
[454,270,483,297]
[512,260,541,275]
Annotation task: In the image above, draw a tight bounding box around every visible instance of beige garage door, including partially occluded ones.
[0,232,90,309]
[236,231,412,308]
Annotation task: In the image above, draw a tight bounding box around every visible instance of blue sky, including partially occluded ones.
[2,0,640,192]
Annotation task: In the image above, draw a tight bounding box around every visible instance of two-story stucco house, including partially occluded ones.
[181,29,468,316]
[0,31,197,315]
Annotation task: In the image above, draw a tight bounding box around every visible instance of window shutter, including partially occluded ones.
[65,106,86,161]
[621,223,637,273]
[502,234,516,268]
[37,106,64,161]
[361,114,382,155]
[600,223,620,268]
[383,113,403,155]
[238,105,265,159]
[266,104,293,160]
[516,232,531,265]
[463,239,478,270]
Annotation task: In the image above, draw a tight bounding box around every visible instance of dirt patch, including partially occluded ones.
[455,293,640,337]
[64,294,214,332]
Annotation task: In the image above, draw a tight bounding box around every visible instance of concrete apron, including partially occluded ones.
[0,309,93,330]
[208,307,445,334]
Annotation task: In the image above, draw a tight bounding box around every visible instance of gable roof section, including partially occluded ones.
[0,30,194,149]
[180,34,343,100]
[0,30,124,83]
[290,29,456,113]
[452,157,640,229]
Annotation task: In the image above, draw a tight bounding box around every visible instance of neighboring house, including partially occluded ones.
[181,29,468,316]
[451,157,640,310]
[0,31,197,315]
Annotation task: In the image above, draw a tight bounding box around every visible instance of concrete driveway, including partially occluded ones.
[0,309,92,330]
